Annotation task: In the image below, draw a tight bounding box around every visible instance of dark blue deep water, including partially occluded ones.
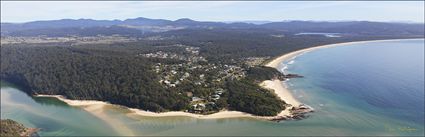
[2,39,423,136]
[283,39,424,135]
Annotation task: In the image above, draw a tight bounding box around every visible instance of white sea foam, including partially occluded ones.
[281,65,288,70]
[287,60,295,64]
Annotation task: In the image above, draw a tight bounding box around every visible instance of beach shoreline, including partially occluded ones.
[34,38,422,121]
[265,38,423,69]
[35,94,272,120]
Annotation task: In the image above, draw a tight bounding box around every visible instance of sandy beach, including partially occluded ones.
[129,108,258,119]
[34,39,418,122]
[35,94,264,120]
[260,80,301,116]
[35,83,303,120]
[265,38,422,69]
[259,38,425,116]
[260,38,422,114]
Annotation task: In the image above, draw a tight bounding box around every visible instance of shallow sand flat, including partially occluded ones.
[87,105,136,136]
[35,95,134,135]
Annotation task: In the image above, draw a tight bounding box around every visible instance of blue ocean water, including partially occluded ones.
[283,39,424,135]
[2,39,423,136]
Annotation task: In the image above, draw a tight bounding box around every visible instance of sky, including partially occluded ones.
[1,1,424,23]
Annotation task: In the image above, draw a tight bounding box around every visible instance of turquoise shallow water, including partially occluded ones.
[282,39,424,135]
[0,86,121,136]
[1,39,424,136]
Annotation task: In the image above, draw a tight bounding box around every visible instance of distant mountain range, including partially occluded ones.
[1,17,424,37]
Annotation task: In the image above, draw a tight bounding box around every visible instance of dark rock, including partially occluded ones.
[283,74,304,78]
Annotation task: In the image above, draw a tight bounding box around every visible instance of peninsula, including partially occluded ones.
[1,17,423,121]
[33,39,419,122]
[2,1,424,136]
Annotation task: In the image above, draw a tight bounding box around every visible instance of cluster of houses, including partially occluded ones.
[189,88,225,113]
[244,57,270,67]
[218,64,246,80]
[154,61,246,88]
[139,45,206,62]
[140,44,248,114]
[183,46,200,55]
[145,45,246,89]
[140,44,202,60]
[141,51,187,60]
[155,63,192,88]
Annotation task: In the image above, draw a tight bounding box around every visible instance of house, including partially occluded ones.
[192,103,206,111]
[206,102,216,106]
[186,92,193,97]
[192,97,203,102]
[211,95,220,100]
[215,88,224,95]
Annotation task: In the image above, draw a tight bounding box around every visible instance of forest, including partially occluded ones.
[0,119,31,136]
[1,28,422,116]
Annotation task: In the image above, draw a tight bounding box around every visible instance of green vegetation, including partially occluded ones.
[246,66,284,83]
[0,44,187,112]
[226,80,285,116]
[1,28,418,116]
[1,119,28,136]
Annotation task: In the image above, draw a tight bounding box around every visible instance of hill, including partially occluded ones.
[2,17,423,37]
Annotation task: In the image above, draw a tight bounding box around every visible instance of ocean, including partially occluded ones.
[282,39,424,135]
[1,39,424,136]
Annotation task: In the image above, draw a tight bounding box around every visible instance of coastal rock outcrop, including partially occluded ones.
[270,104,314,122]
[277,73,304,81]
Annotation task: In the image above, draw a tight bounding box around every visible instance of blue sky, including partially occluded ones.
[1,1,424,23]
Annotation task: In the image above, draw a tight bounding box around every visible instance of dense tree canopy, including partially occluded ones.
[1,28,419,116]
[0,44,187,112]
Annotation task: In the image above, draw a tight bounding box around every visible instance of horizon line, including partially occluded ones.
[2,17,424,24]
